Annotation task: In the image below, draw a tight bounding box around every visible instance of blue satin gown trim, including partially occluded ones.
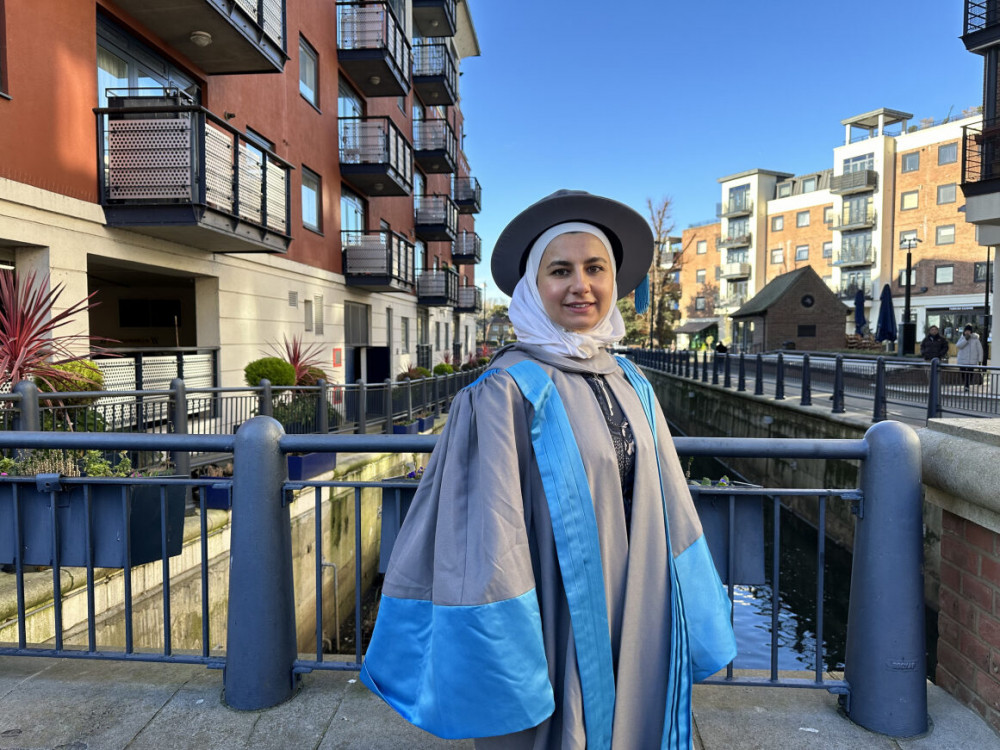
[359,590,555,739]
[507,360,616,750]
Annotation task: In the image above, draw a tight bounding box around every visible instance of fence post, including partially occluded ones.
[832,355,846,414]
[710,352,718,385]
[775,353,785,400]
[754,354,764,396]
[384,378,393,434]
[258,378,273,417]
[800,353,812,406]
[927,359,941,420]
[12,381,40,432]
[356,379,367,434]
[873,357,887,422]
[316,379,329,433]
[737,354,746,392]
[844,420,927,737]
[224,415,297,710]
[169,378,191,480]
[684,351,691,379]
[723,352,732,389]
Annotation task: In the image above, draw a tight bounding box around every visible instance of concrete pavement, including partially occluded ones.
[0,657,995,749]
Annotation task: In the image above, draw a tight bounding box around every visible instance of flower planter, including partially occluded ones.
[287,452,337,480]
[418,415,436,432]
[688,481,765,585]
[379,479,419,573]
[204,483,232,511]
[0,479,186,568]
[392,422,419,435]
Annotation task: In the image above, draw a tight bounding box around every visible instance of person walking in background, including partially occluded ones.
[920,325,949,362]
[956,324,984,391]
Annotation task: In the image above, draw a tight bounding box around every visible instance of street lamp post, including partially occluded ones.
[984,246,993,366]
[899,236,921,355]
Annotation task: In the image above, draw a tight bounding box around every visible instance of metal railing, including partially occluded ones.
[835,241,874,266]
[338,116,413,191]
[336,1,411,84]
[455,285,482,313]
[416,268,460,305]
[342,229,416,288]
[627,349,1000,424]
[414,193,459,236]
[413,119,457,163]
[0,415,927,737]
[829,208,876,230]
[451,230,482,264]
[718,233,752,249]
[965,0,1000,34]
[413,43,457,94]
[716,198,754,217]
[830,170,877,194]
[453,175,482,212]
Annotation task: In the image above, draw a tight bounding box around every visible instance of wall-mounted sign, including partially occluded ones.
[332,348,342,367]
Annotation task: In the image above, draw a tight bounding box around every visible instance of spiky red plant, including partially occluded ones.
[268,334,328,386]
[0,269,104,392]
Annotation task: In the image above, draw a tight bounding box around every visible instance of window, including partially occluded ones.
[313,295,325,335]
[771,216,784,231]
[728,217,749,238]
[299,37,319,108]
[696,269,706,283]
[341,185,365,235]
[823,206,833,224]
[770,248,784,264]
[797,324,817,337]
[695,296,706,311]
[843,153,874,173]
[301,167,322,232]
[899,229,918,246]
[777,183,792,198]
[937,183,957,204]
[445,323,450,347]
[975,262,990,282]
[795,245,809,261]
[715,266,721,280]
[435,321,441,349]
[822,241,832,258]
[303,299,313,331]
[938,142,958,165]
[727,248,747,264]
[401,317,410,352]
[697,240,707,254]
[728,184,750,212]
[344,301,369,345]
[901,151,920,173]
[796,211,810,227]
[801,176,817,193]
[936,224,955,245]
[898,269,916,287]
[935,265,954,284]
[900,191,919,211]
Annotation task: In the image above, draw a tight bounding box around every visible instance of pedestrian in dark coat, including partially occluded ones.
[920,325,949,361]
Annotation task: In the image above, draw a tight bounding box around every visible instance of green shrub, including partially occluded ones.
[299,365,328,386]
[396,366,432,381]
[476,357,490,366]
[271,395,341,431]
[244,357,295,387]
[35,359,103,405]
[433,363,454,376]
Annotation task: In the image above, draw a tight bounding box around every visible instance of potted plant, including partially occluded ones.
[392,418,420,435]
[0,449,185,568]
[378,460,423,572]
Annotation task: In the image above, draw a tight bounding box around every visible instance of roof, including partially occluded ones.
[675,318,719,334]
[840,108,913,129]
[730,267,813,319]
[717,168,794,184]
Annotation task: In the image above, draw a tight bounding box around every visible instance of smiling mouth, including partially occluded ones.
[565,302,594,310]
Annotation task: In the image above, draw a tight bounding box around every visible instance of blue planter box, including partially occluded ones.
[0,479,186,568]
[379,479,419,573]
[204,483,232,510]
[419,415,436,432]
[392,422,419,435]
[287,452,337,480]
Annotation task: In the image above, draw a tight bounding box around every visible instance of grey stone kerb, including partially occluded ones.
[919,418,1000,534]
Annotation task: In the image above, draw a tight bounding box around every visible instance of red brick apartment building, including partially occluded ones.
[678,110,989,356]
[0,0,482,388]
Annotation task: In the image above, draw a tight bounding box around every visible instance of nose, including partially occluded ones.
[568,268,590,293]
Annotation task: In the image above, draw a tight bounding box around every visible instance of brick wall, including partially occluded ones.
[762,204,835,286]
[937,509,1000,735]
[679,223,722,319]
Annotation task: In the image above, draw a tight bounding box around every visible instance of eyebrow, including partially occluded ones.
[544,256,609,269]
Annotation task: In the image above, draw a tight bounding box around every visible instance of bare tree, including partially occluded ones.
[645,197,682,347]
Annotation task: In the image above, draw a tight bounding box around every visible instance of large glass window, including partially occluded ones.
[796,210,810,227]
[795,245,809,261]
[900,191,919,211]
[338,81,363,119]
[938,142,958,165]
[801,176,817,193]
[728,217,749,237]
[771,216,783,231]
[770,248,784,264]
[696,269,706,283]
[340,185,365,234]
[937,183,957,204]
[936,224,955,245]
[697,240,707,254]
[822,242,832,258]
[727,249,748,264]
[935,265,954,284]
[843,153,874,173]
[728,184,750,211]
[97,16,198,106]
[901,152,920,173]
[301,167,321,232]
[299,37,319,107]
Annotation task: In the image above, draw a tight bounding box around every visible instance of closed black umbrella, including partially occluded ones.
[854,289,867,336]
[875,284,897,343]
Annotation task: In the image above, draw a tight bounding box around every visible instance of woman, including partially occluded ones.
[361,190,736,749]
[956,324,984,390]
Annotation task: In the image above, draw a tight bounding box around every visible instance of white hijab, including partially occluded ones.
[508,222,626,359]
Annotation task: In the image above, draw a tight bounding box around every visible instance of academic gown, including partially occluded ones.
[361,344,736,749]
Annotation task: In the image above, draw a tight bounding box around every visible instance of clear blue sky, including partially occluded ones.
[458,0,983,303]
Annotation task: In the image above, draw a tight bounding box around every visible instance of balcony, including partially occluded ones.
[415,194,458,242]
[97,92,290,254]
[716,198,754,218]
[720,262,751,279]
[838,280,874,300]
[963,1,1000,52]
[413,43,457,106]
[336,2,411,97]
[454,176,482,213]
[412,0,457,37]
[414,119,457,174]
[417,268,459,306]
[718,233,752,249]
[338,117,413,197]
[829,208,877,231]
[830,170,878,195]
[961,122,1000,197]
[455,285,482,313]
[108,0,286,74]
[451,231,481,264]
[835,244,875,267]
[719,294,747,309]
[342,230,415,293]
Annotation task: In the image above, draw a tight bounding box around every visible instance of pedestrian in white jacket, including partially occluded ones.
[956,325,984,390]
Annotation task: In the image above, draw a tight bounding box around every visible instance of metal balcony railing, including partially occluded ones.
[336,1,411,97]
[413,119,457,173]
[721,262,752,279]
[835,243,875,267]
[719,294,747,308]
[455,285,482,313]
[416,268,460,306]
[716,198,754,218]
[718,233,752,249]
[338,116,413,196]
[342,229,416,291]
[453,176,482,213]
[830,171,878,195]
[961,121,1000,193]
[414,194,458,241]
[96,90,291,254]
[413,43,458,105]
[451,231,481,264]
[965,0,1000,34]
[829,208,877,231]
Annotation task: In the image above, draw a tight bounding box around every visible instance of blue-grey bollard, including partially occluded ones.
[737,354,746,392]
[845,420,927,737]
[801,354,812,406]
[12,381,40,432]
[723,353,732,389]
[775,353,785,400]
[873,358,887,423]
[832,355,846,414]
[169,378,191,480]
[927,359,941,420]
[754,354,764,396]
[710,352,718,385]
[702,351,709,383]
[224,416,297,710]
[316,379,329,433]
[258,378,273,417]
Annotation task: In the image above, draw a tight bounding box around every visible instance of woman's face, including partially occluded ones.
[536,232,615,332]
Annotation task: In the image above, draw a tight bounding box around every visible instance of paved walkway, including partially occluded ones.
[0,657,994,749]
